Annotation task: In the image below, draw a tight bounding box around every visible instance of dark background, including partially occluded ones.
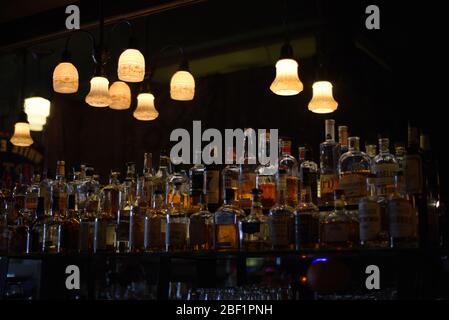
[0,0,446,202]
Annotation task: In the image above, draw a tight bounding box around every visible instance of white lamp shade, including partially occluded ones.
[109,81,131,110]
[53,62,79,93]
[24,97,51,131]
[134,93,159,121]
[170,70,195,101]
[85,76,111,107]
[308,81,338,114]
[118,49,145,82]
[10,122,33,147]
[270,58,304,96]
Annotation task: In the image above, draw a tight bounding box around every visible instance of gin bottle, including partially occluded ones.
[239,189,268,251]
[116,183,133,253]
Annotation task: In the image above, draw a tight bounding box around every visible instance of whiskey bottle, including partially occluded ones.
[58,194,80,254]
[93,200,117,253]
[30,196,45,253]
[144,190,167,252]
[239,129,258,213]
[205,147,221,213]
[190,150,207,197]
[359,177,388,248]
[267,169,295,250]
[299,147,319,205]
[372,138,399,199]
[278,138,299,207]
[166,181,189,251]
[256,132,277,213]
[387,173,418,248]
[239,188,268,251]
[338,137,372,205]
[51,161,68,214]
[167,166,189,209]
[129,204,146,253]
[321,190,357,249]
[222,147,240,205]
[24,173,40,215]
[39,170,52,215]
[214,188,244,251]
[294,186,320,250]
[319,119,341,206]
[189,192,214,251]
[78,208,94,253]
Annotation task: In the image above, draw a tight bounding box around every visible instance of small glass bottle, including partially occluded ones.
[144,190,167,252]
[365,143,378,160]
[359,177,388,248]
[256,132,277,213]
[321,190,357,249]
[239,189,268,251]
[116,183,133,253]
[299,147,319,205]
[166,182,189,252]
[387,174,418,248]
[58,194,80,254]
[189,192,214,251]
[372,138,399,199]
[239,129,258,213]
[294,186,320,250]
[267,169,295,251]
[279,139,299,207]
[154,150,172,195]
[24,173,40,214]
[214,188,244,251]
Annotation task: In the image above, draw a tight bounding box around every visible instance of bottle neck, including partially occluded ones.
[338,126,348,149]
[325,120,335,142]
[143,153,152,175]
[152,194,165,209]
[348,137,360,152]
[408,125,419,148]
[300,186,313,204]
[276,174,287,203]
[379,139,390,154]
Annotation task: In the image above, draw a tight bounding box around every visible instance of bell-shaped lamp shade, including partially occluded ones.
[170,70,195,101]
[308,81,338,114]
[117,49,145,82]
[24,97,51,132]
[109,81,131,110]
[85,76,111,107]
[134,93,159,121]
[270,58,304,96]
[53,62,79,93]
[10,122,33,147]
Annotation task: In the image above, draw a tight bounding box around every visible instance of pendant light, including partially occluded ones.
[24,97,51,131]
[270,42,304,96]
[109,81,131,110]
[10,122,33,147]
[170,57,195,101]
[308,81,338,113]
[134,92,159,121]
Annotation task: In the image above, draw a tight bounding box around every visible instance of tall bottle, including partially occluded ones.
[222,147,240,205]
[154,150,172,196]
[166,182,189,251]
[239,188,268,251]
[267,169,295,250]
[189,192,214,251]
[51,161,68,214]
[319,119,341,206]
[136,152,154,209]
[144,190,167,252]
[94,179,117,253]
[294,186,320,249]
[214,188,244,251]
[338,137,372,205]
[129,198,146,253]
[256,132,277,213]
[299,147,319,205]
[24,173,40,215]
[167,165,189,209]
[59,194,80,254]
[205,146,221,213]
[116,178,134,253]
[372,138,399,199]
[239,129,258,213]
[189,150,207,199]
[39,170,52,215]
[278,138,299,207]
[387,173,418,248]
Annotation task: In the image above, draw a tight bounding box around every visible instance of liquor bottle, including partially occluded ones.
[206,147,221,213]
[359,177,388,247]
[299,147,319,205]
[365,143,377,160]
[319,119,341,206]
[338,125,349,154]
[166,181,189,251]
[321,190,357,249]
[24,173,40,215]
[267,169,295,250]
[75,165,88,211]
[38,192,62,253]
[214,188,244,251]
[9,210,29,254]
[338,137,372,205]
[68,170,81,210]
[30,196,45,253]
[394,144,406,174]
[0,210,9,254]
[100,172,121,218]
[123,162,137,206]
[278,139,299,207]
[78,209,94,253]
[51,161,68,214]
[190,150,207,197]
[154,150,172,196]
[189,192,214,251]
[116,181,133,253]
[387,173,418,248]
[129,201,146,253]
[167,166,189,209]
[298,146,306,164]
[372,138,399,199]
[256,132,277,213]
[94,184,117,253]
[58,194,80,254]
[239,129,258,213]
[144,190,167,252]
[84,167,101,214]
[13,172,28,222]
[294,186,320,250]
[141,152,154,209]
[239,188,268,251]
[222,147,240,205]
[39,170,52,215]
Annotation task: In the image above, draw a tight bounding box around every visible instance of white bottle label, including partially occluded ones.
[388,199,415,238]
[359,200,381,241]
[339,174,366,202]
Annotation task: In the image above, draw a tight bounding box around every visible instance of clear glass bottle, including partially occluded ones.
[239,188,268,251]
[338,125,349,154]
[190,150,207,196]
[206,146,221,213]
[129,204,146,253]
[365,143,378,160]
[123,162,137,206]
[167,166,189,209]
[214,188,244,251]
[267,169,295,250]
[294,186,320,249]
[78,209,94,253]
[58,193,80,254]
[166,182,189,251]
[144,190,167,252]
[13,172,28,221]
[38,192,62,254]
[338,137,372,205]
[299,147,319,205]
[93,197,117,253]
[189,192,214,251]
[222,148,240,205]
[387,174,418,248]
[154,150,172,196]
[39,170,52,215]
[116,181,133,253]
[136,152,154,209]
[29,196,45,253]
[239,129,258,213]
[256,132,277,213]
[321,190,357,249]
[372,138,399,199]
[279,139,299,207]
[319,119,341,206]
[51,161,68,214]
[24,173,40,215]
[359,177,388,248]
[75,165,88,211]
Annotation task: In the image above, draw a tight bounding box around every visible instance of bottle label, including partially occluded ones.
[404,155,423,194]
[168,222,187,245]
[322,222,350,242]
[339,174,366,202]
[359,200,381,241]
[388,199,415,238]
[206,170,220,204]
[320,174,339,196]
[268,217,291,246]
[215,224,238,249]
